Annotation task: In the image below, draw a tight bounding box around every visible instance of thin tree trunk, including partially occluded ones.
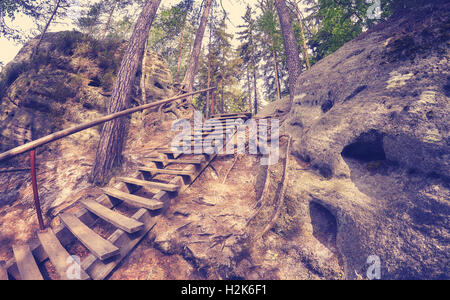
[253,64,258,115]
[221,82,224,113]
[274,0,302,105]
[206,25,212,119]
[32,0,62,59]
[176,22,186,83]
[141,41,148,105]
[90,0,161,185]
[247,67,252,115]
[294,2,311,70]
[102,0,119,39]
[182,0,213,94]
[271,34,281,101]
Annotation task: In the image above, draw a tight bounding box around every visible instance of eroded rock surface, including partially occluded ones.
[283,3,449,279]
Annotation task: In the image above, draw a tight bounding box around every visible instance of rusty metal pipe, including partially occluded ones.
[30,150,45,230]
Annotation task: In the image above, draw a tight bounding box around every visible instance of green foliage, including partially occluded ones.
[148,0,195,78]
[309,0,365,60]
[50,30,85,55]
[0,60,28,99]
[256,0,288,101]
[77,2,103,34]
[0,0,42,40]
[196,15,243,115]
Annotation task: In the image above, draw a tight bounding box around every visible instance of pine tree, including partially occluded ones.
[182,0,213,94]
[256,0,286,102]
[274,0,302,104]
[237,5,258,115]
[91,0,162,184]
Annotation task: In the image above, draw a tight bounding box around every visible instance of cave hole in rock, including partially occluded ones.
[341,130,386,162]
[309,201,338,251]
[154,81,164,90]
[88,76,102,87]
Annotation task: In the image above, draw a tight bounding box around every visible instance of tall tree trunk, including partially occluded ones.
[182,0,213,94]
[271,34,281,101]
[253,64,258,115]
[176,22,186,83]
[32,0,62,58]
[221,82,224,113]
[140,40,148,106]
[274,0,302,105]
[102,0,119,39]
[206,24,212,119]
[90,0,161,184]
[247,67,252,115]
[294,2,311,70]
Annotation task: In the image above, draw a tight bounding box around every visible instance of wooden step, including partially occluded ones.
[148,157,206,165]
[80,199,144,234]
[102,188,164,210]
[0,262,8,280]
[211,116,249,121]
[37,228,90,280]
[194,127,236,132]
[187,132,229,137]
[119,177,180,192]
[211,112,252,118]
[12,244,43,280]
[60,213,120,261]
[159,149,182,157]
[168,158,205,165]
[139,167,194,177]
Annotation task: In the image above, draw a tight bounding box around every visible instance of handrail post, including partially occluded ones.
[30,150,45,230]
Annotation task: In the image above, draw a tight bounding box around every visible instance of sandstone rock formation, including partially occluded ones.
[0,31,174,154]
[280,3,449,279]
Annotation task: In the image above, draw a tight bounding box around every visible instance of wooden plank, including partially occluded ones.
[167,158,205,165]
[60,213,120,261]
[211,115,249,121]
[119,177,180,192]
[81,208,156,280]
[80,199,144,234]
[12,244,43,280]
[187,132,229,136]
[37,229,90,280]
[194,127,236,132]
[102,188,164,210]
[211,112,252,118]
[139,167,194,177]
[0,262,8,280]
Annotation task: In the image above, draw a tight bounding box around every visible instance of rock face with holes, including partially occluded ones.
[283,3,449,279]
[0,31,174,154]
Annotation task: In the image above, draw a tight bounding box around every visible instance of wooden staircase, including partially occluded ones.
[1,113,252,280]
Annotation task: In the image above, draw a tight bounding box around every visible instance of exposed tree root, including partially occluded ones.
[222,155,239,184]
[246,154,272,226]
[259,135,292,238]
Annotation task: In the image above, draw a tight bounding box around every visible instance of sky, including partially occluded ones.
[0,0,262,67]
